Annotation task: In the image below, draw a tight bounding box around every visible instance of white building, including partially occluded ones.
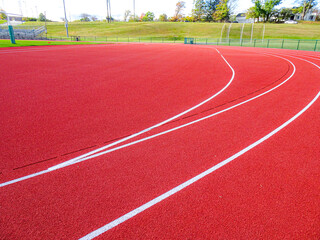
[294,9,318,21]
[235,13,254,23]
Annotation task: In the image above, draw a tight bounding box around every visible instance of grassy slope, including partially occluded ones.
[0,39,104,48]
[34,21,320,40]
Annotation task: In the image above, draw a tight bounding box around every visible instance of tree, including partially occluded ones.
[129,14,139,22]
[297,0,318,20]
[246,6,260,22]
[38,13,46,21]
[159,13,168,22]
[80,13,91,22]
[0,9,7,20]
[141,11,155,21]
[91,15,98,21]
[249,0,264,22]
[193,0,206,21]
[279,7,294,20]
[205,0,220,21]
[263,0,282,22]
[213,0,230,22]
[173,1,186,21]
[124,10,131,21]
[248,0,282,22]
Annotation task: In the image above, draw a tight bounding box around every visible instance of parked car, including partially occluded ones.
[284,20,298,24]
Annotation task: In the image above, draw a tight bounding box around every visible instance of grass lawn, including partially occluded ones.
[0,39,106,48]
[21,21,320,40]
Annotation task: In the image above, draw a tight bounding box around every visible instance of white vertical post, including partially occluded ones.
[220,23,226,43]
[227,23,232,41]
[250,23,254,43]
[240,23,244,44]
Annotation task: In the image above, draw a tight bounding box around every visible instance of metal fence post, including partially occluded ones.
[297,40,300,50]
[281,39,284,49]
[314,40,318,52]
[267,39,270,48]
[254,39,256,47]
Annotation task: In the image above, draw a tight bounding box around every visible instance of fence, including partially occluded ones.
[0,25,46,39]
[192,38,320,52]
[1,32,319,52]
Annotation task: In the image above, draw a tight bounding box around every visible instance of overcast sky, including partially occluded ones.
[1,0,299,21]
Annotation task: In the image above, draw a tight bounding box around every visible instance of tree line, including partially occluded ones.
[247,0,319,23]
[123,0,237,22]
[124,0,319,23]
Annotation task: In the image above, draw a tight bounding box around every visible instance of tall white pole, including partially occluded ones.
[133,0,135,21]
[63,0,69,37]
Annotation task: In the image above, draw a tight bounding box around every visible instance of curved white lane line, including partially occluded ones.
[54,53,296,168]
[0,52,295,187]
[292,54,320,61]
[48,48,235,170]
[80,89,320,240]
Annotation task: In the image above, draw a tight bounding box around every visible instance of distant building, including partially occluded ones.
[8,16,23,22]
[294,9,318,21]
[235,13,253,23]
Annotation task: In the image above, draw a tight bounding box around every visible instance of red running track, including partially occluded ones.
[0,44,319,239]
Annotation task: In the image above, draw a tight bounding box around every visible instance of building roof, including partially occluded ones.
[236,13,246,18]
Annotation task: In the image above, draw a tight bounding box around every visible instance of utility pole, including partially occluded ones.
[44,11,47,36]
[106,0,109,22]
[106,0,112,23]
[18,0,23,15]
[133,0,135,21]
[62,0,69,37]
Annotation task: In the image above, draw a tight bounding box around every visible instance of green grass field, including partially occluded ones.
[24,21,320,40]
[0,39,105,48]
[1,21,319,50]
[0,20,7,24]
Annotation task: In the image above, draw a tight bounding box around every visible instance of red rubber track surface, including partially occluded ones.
[0,44,319,239]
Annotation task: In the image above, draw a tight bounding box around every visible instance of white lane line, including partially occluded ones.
[293,54,320,61]
[0,170,50,188]
[79,90,320,240]
[48,48,235,170]
[52,53,296,169]
[0,53,295,187]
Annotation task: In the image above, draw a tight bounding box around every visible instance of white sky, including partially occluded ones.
[1,0,298,21]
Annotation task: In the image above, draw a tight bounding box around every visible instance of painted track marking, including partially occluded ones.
[46,48,235,170]
[50,53,296,168]
[79,89,320,240]
[0,52,295,187]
